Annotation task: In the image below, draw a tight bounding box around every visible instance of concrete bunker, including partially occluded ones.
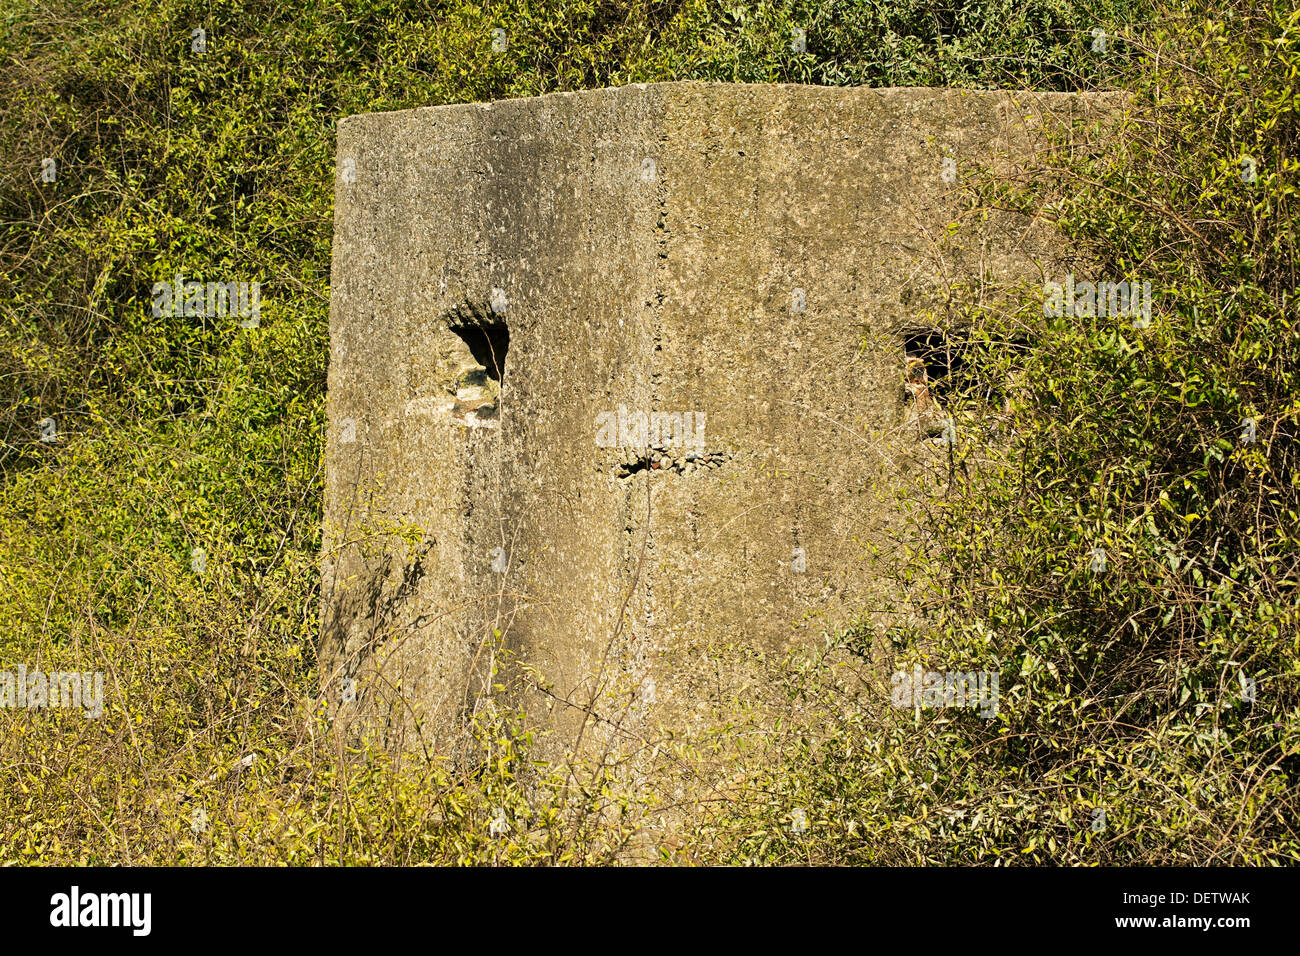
[321,82,1116,756]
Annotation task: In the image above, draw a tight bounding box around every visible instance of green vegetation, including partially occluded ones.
[3,0,1293,864]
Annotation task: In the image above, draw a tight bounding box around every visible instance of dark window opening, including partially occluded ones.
[448,308,509,382]
[903,328,966,403]
[902,327,1034,406]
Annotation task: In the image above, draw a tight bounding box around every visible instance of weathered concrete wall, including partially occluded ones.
[321,82,1112,755]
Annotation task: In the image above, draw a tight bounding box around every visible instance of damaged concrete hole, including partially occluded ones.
[446,310,508,427]
[614,448,733,479]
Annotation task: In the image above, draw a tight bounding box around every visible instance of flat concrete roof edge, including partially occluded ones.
[336,81,1130,134]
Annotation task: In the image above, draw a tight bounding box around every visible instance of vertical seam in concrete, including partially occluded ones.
[643,87,673,639]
